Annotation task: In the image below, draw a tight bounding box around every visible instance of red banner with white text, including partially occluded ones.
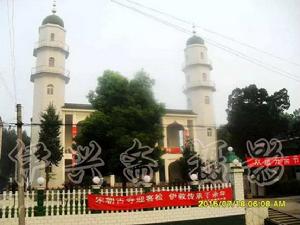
[88,188,232,211]
[246,154,300,168]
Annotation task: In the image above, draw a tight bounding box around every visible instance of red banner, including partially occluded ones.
[71,125,77,138]
[164,147,181,154]
[246,154,300,168]
[88,188,232,211]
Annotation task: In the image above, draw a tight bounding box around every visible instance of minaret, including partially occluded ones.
[183,31,217,160]
[30,1,69,187]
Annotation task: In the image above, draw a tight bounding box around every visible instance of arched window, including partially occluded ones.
[47,84,54,95]
[205,96,210,104]
[50,33,55,41]
[201,52,204,59]
[203,73,207,81]
[167,122,185,147]
[49,57,55,67]
[207,128,212,137]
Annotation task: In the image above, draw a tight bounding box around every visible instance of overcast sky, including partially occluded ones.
[0,0,300,131]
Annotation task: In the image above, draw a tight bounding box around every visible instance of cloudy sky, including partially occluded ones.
[0,0,299,131]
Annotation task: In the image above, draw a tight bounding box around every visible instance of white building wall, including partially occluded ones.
[30,22,68,188]
[38,24,66,42]
[184,42,217,161]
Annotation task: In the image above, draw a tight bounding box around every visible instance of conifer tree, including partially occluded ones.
[35,104,63,188]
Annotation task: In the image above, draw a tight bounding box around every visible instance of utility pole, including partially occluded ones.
[17,104,25,225]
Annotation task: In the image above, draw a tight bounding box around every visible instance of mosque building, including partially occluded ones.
[29,4,217,188]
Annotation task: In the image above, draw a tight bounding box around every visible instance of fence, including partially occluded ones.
[0,183,232,218]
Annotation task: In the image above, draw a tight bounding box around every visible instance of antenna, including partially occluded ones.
[52,0,57,14]
[192,24,196,35]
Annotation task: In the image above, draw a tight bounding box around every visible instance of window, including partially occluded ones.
[49,57,55,67]
[205,96,210,104]
[201,52,204,59]
[203,73,207,81]
[47,84,54,95]
[50,33,55,41]
[207,128,212,137]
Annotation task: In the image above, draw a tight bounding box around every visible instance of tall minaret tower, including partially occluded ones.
[183,32,217,160]
[30,1,69,187]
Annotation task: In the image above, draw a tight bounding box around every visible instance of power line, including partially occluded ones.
[3,122,218,129]
[203,37,300,82]
[6,0,17,104]
[124,0,300,68]
[0,72,15,101]
[111,0,300,82]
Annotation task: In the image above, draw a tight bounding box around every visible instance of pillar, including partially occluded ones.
[229,163,245,201]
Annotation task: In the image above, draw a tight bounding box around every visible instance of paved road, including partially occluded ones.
[251,196,300,218]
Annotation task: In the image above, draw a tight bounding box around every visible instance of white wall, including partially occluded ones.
[183,43,217,160]
[30,23,68,188]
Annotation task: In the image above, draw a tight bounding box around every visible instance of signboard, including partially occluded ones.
[88,188,232,211]
[246,154,300,168]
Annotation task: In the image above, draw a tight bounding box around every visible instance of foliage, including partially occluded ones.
[266,179,300,196]
[75,70,165,185]
[0,129,30,191]
[287,109,300,137]
[226,84,290,159]
[177,138,201,181]
[35,104,63,188]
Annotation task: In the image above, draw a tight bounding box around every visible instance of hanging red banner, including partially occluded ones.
[246,154,300,168]
[71,125,77,138]
[164,147,181,154]
[88,188,232,211]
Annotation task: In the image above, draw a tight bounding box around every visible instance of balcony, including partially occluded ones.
[31,65,70,83]
[183,80,216,91]
[182,59,213,71]
[33,40,69,58]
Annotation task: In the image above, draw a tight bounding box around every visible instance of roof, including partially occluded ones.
[165,109,197,115]
[63,103,196,115]
[63,103,93,110]
[42,14,64,27]
[186,35,204,46]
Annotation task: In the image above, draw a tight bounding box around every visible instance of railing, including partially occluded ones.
[183,80,216,90]
[182,59,213,70]
[34,41,69,54]
[31,66,70,78]
[0,183,231,218]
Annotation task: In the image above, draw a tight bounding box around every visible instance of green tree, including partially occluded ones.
[226,84,290,159]
[0,129,30,191]
[289,109,300,137]
[177,138,201,181]
[35,105,63,188]
[76,70,165,186]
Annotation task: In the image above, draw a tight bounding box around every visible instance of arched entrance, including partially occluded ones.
[167,122,184,147]
[168,160,184,183]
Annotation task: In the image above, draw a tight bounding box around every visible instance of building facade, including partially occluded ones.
[29,7,217,188]
[183,34,217,160]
